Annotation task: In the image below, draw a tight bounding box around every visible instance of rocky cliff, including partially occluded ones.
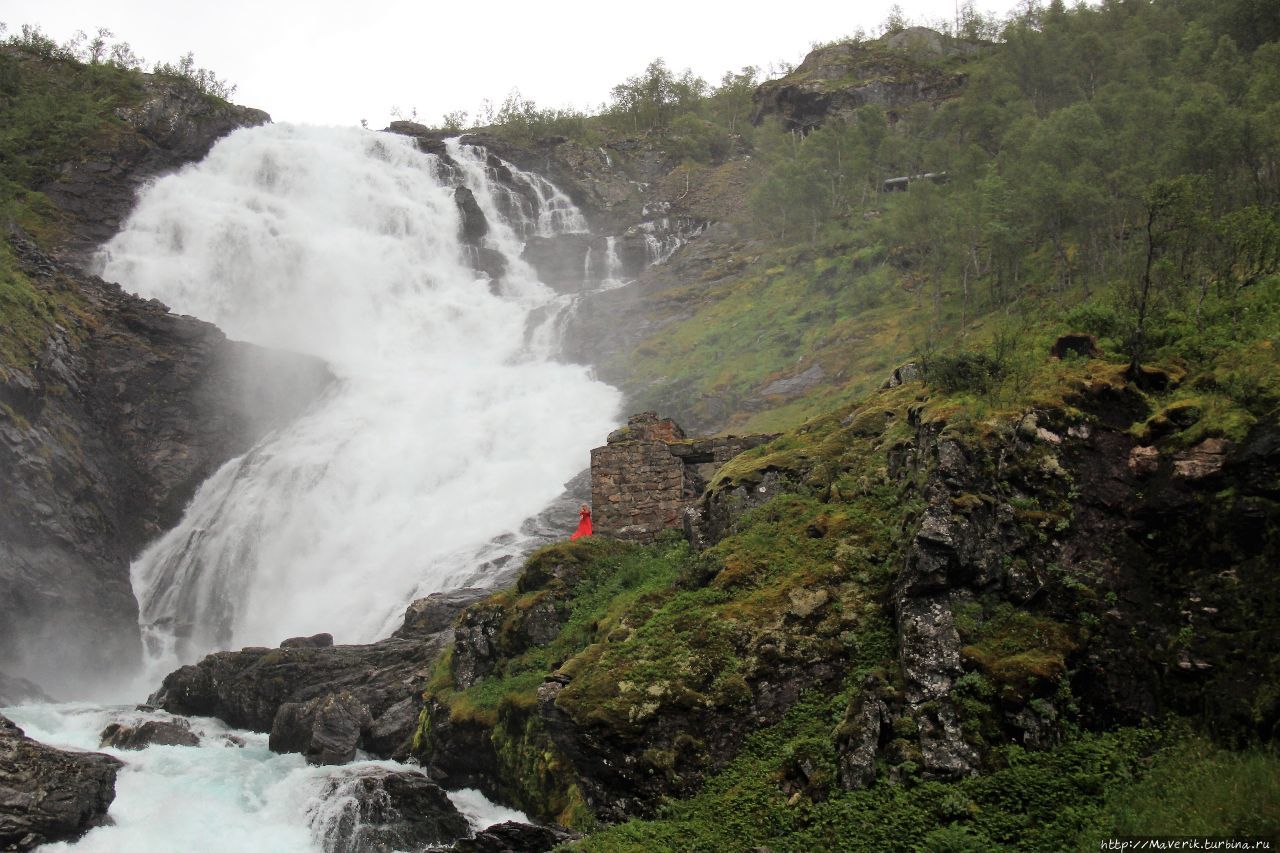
[408,357,1278,840]
[0,51,328,697]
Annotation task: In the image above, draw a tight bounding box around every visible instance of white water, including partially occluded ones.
[2,703,524,852]
[96,124,620,670]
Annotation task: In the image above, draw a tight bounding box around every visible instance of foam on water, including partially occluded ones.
[3,703,523,852]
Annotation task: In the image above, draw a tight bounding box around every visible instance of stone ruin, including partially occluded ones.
[590,413,776,543]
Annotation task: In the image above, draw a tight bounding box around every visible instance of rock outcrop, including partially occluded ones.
[0,714,122,851]
[0,231,331,697]
[0,55,318,698]
[150,589,487,761]
[752,28,978,131]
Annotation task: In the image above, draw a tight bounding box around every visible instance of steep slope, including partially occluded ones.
[411,351,1279,844]
[0,46,329,696]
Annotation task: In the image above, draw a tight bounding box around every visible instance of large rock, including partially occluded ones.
[151,590,488,760]
[309,767,470,852]
[0,714,122,851]
[99,718,199,750]
[271,691,373,765]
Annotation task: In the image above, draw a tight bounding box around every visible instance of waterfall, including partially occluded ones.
[96,124,620,667]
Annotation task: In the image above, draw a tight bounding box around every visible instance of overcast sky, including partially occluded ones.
[3,1,1014,128]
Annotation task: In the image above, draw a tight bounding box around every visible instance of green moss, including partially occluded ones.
[958,604,1077,699]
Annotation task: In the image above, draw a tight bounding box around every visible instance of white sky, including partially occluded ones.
[3,1,1013,128]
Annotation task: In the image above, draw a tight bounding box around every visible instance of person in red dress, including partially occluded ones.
[570,503,592,540]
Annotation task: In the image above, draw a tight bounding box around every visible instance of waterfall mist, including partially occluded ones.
[97,124,620,671]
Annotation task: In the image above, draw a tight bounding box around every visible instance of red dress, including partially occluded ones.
[570,508,593,540]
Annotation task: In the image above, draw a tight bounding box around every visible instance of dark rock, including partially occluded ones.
[454,187,489,245]
[0,232,332,698]
[310,767,470,852]
[520,234,593,293]
[450,820,579,852]
[393,589,489,639]
[151,628,449,761]
[451,607,505,690]
[1050,333,1101,359]
[271,691,373,765]
[99,718,199,749]
[281,633,334,649]
[0,714,122,850]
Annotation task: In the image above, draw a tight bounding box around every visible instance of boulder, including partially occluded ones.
[271,691,373,766]
[99,718,199,750]
[0,714,122,851]
[310,767,470,852]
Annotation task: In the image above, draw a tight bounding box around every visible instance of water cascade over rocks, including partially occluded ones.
[96,124,620,670]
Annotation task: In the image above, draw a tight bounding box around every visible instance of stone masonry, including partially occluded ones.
[590,413,776,543]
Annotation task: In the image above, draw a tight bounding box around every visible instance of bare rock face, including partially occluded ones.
[0,233,331,697]
[0,714,122,851]
[40,72,270,265]
[752,29,976,132]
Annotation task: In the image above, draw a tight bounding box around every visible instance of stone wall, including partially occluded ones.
[590,413,776,543]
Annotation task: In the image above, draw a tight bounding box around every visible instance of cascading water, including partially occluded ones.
[96,124,620,670]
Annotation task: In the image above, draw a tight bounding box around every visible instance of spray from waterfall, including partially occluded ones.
[97,125,620,670]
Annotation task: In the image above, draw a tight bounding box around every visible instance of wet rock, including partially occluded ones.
[311,767,470,852]
[99,718,199,749]
[272,691,373,765]
[0,714,122,851]
[151,618,451,760]
[451,607,503,690]
[393,589,489,639]
[454,187,489,245]
[0,230,332,699]
[450,820,580,852]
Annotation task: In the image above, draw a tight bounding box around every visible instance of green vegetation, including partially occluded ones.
[0,24,236,370]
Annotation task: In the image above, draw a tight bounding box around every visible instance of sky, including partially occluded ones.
[3,0,1014,128]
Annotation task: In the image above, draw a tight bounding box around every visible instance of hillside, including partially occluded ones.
[0,2,1277,850]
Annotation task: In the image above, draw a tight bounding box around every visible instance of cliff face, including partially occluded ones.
[410,361,1278,833]
[752,28,978,132]
[0,55,327,697]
